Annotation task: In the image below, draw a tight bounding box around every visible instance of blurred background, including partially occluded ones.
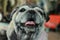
[0,0,60,40]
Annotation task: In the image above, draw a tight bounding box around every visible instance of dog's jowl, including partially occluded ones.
[7,6,48,40]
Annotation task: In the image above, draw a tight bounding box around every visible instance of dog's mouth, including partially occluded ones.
[25,21,35,26]
[20,18,39,27]
[20,21,38,28]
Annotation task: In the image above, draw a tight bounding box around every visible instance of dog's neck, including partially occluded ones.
[16,29,39,40]
[10,30,47,40]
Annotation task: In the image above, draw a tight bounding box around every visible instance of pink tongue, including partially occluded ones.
[25,21,35,26]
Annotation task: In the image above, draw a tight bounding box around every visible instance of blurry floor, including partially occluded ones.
[48,32,60,40]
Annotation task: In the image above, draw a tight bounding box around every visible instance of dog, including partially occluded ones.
[6,5,48,40]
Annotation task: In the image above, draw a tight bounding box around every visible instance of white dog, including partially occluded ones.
[6,6,48,40]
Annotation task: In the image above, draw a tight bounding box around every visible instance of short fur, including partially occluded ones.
[6,6,48,40]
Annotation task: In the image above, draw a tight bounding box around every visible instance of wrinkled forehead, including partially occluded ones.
[17,6,44,13]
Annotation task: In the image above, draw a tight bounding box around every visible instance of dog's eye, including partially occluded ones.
[19,8,26,12]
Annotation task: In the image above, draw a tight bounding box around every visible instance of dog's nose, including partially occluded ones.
[27,10,36,19]
[27,15,35,21]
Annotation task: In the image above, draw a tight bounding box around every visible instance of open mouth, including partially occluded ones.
[16,18,39,29]
[25,21,36,27]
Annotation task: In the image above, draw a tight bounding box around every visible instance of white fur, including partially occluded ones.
[6,6,48,40]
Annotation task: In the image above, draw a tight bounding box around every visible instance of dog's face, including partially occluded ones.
[12,6,46,40]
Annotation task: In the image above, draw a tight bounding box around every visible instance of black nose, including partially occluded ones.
[28,18,34,21]
[27,10,36,21]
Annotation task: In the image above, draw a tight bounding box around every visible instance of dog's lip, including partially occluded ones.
[25,21,35,26]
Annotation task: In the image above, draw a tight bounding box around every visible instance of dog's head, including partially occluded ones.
[12,6,46,40]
